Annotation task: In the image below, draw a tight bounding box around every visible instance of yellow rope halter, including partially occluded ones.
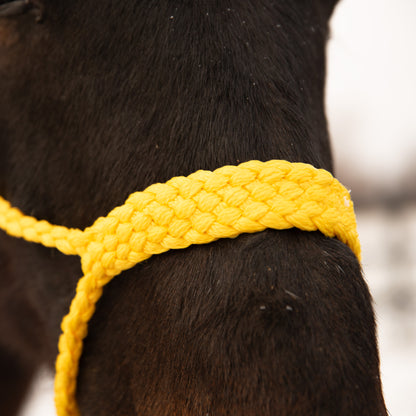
[0,159,361,416]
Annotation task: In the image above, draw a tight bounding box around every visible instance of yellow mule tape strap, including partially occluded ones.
[0,159,361,416]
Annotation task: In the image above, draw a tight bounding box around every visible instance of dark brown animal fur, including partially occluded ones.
[0,1,387,415]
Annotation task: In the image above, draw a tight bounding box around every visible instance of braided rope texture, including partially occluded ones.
[0,160,361,416]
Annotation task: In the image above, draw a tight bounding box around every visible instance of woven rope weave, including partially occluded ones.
[0,159,361,416]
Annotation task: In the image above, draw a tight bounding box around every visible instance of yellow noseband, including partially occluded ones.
[0,159,361,416]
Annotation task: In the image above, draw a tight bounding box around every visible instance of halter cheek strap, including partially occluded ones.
[0,159,361,416]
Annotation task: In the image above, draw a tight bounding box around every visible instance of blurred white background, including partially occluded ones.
[19,0,416,414]
[327,1,416,415]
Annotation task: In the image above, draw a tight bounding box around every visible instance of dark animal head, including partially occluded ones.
[1,2,388,416]
[1,0,339,227]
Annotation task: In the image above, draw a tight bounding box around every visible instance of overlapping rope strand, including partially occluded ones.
[0,160,361,416]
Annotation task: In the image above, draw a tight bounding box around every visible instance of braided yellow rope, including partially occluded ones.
[0,160,360,416]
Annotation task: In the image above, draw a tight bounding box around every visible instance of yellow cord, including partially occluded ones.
[0,160,361,416]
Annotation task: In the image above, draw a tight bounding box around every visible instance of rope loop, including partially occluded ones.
[0,160,361,416]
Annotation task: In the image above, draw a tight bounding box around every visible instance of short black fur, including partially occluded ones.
[0,1,387,415]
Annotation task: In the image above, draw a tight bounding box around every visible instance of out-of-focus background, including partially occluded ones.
[327,1,416,415]
[19,0,416,415]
